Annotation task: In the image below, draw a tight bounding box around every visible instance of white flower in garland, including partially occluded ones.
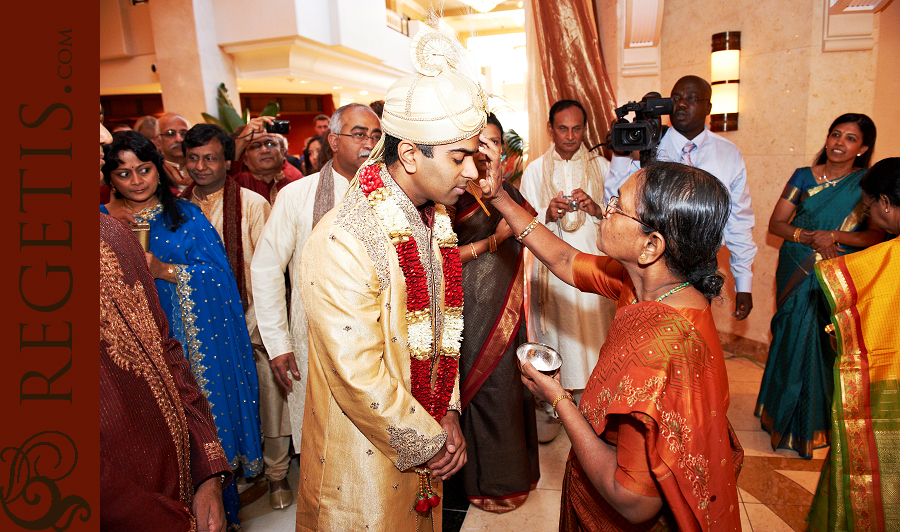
[370,188,411,244]
[441,310,463,354]
[406,311,432,358]
[433,204,458,246]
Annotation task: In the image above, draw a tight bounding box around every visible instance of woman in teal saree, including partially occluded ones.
[756,114,883,458]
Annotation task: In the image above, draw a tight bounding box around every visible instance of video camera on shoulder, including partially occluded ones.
[606,93,673,153]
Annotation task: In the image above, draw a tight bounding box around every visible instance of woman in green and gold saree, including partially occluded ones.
[809,157,900,530]
[756,114,884,458]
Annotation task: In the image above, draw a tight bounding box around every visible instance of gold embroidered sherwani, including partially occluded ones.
[297,183,460,532]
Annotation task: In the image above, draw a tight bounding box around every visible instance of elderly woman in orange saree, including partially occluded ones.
[477,152,743,530]
[808,157,900,531]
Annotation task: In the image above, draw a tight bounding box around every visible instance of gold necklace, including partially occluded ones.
[632,281,691,305]
[820,170,851,188]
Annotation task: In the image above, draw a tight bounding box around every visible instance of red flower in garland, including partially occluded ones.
[441,247,464,308]
[359,163,384,194]
[396,238,429,311]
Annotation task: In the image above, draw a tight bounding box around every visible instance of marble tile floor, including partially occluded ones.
[240,354,827,531]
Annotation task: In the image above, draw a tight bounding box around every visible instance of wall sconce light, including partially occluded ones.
[710,31,740,132]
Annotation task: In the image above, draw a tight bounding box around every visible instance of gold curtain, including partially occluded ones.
[525,0,617,161]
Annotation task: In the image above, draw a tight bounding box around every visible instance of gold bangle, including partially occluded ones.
[552,392,575,417]
[469,243,478,260]
[831,231,836,244]
[793,227,802,243]
[515,218,539,242]
[489,234,497,253]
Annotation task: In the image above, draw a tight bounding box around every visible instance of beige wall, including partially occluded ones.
[595,0,898,347]
[873,1,900,160]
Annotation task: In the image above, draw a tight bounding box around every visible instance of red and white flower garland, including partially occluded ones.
[358,162,463,422]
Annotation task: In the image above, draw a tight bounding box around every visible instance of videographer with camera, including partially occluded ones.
[230,115,303,205]
[605,75,757,321]
[519,99,617,443]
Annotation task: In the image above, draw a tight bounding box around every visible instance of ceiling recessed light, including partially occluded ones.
[359,90,369,95]
[300,80,309,84]
[333,86,343,90]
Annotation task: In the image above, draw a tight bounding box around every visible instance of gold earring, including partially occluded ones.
[640,252,647,261]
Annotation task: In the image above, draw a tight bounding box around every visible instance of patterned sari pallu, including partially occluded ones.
[101,200,263,529]
[564,302,742,532]
[809,238,900,531]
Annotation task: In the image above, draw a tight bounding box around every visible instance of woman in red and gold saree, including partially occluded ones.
[476,156,743,531]
[450,114,541,513]
[808,157,900,531]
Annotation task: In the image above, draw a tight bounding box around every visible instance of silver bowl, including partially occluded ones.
[516,342,562,375]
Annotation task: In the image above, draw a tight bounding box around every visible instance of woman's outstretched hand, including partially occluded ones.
[476,131,504,202]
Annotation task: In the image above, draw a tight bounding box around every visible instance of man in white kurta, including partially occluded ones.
[519,100,615,399]
[250,104,382,452]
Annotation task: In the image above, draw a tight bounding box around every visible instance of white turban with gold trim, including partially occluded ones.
[381,25,488,145]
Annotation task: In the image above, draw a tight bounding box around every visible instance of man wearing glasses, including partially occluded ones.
[154,112,194,191]
[251,103,382,482]
[230,117,303,205]
[605,75,757,321]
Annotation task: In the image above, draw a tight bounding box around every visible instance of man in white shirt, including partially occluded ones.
[250,102,382,457]
[518,100,615,441]
[604,75,757,319]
